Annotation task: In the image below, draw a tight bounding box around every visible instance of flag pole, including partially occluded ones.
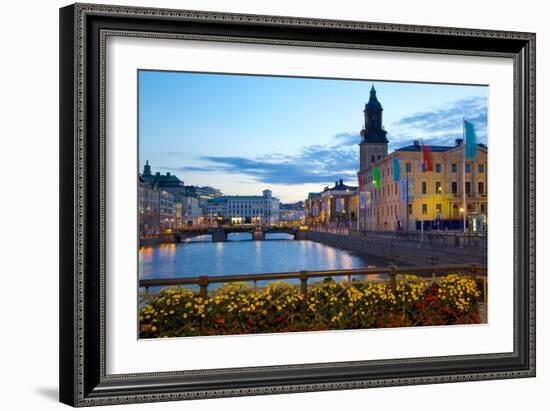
[462,117,467,234]
[406,164,409,232]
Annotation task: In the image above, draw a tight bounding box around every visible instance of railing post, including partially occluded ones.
[389,264,397,293]
[483,277,488,322]
[299,270,308,298]
[144,286,151,303]
[198,275,209,298]
[469,263,478,282]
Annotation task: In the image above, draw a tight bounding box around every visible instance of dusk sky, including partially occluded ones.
[139,70,488,203]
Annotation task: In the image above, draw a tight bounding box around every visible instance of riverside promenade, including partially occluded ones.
[308,228,487,266]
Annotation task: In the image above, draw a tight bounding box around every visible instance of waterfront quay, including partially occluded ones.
[140,224,486,266]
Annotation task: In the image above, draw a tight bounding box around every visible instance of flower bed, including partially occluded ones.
[139,274,482,338]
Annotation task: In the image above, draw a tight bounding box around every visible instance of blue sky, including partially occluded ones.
[139,70,487,203]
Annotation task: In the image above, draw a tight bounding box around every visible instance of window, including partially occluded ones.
[408,203,412,215]
[478,181,485,195]
[436,204,442,214]
[451,163,457,173]
[371,155,375,163]
[435,181,442,194]
[406,162,412,172]
[451,181,458,194]
[480,204,486,213]
[422,181,427,194]
[478,163,484,173]
[435,163,441,173]
[465,163,471,173]
[422,204,428,215]
[465,182,471,194]
[378,155,381,160]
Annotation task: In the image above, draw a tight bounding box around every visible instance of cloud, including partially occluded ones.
[390,96,488,150]
[165,96,488,187]
[172,133,360,186]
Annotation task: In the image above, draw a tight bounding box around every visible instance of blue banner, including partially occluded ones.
[465,120,478,159]
[393,158,401,182]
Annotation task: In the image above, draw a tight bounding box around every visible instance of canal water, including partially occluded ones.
[139,233,391,290]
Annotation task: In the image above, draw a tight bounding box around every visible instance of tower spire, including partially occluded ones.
[143,160,152,176]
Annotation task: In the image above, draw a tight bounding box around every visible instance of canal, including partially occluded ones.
[139,233,392,290]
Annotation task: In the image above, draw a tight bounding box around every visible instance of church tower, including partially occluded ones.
[143,160,152,177]
[359,85,389,171]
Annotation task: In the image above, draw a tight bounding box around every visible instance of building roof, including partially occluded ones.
[396,142,488,153]
[207,194,279,204]
[396,144,454,153]
[325,179,357,192]
[365,85,383,110]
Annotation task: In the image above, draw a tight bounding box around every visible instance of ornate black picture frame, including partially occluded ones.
[59,3,535,407]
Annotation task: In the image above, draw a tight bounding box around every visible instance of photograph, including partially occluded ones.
[137,71,488,338]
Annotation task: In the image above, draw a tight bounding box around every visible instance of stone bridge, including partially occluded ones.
[174,226,308,242]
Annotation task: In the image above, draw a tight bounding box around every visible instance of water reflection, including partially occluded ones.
[139,239,391,289]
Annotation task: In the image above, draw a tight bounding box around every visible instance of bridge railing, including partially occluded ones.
[139,263,488,319]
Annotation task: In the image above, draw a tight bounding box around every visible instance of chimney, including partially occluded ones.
[413,140,420,146]
[167,172,171,177]
[335,181,338,186]
[339,179,343,185]
[455,139,464,146]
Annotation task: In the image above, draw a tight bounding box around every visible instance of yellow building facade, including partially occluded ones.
[359,141,488,232]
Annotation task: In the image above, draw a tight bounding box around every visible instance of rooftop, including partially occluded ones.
[395,140,488,153]
[325,179,358,192]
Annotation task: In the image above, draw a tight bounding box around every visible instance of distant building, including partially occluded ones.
[305,192,323,226]
[206,189,280,225]
[279,201,305,225]
[138,176,175,235]
[304,180,358,226]
[140,161,215,227]
[184,185,223,212]
[181,195,202,226]
[356,87,488,232]
[320,179,358,224]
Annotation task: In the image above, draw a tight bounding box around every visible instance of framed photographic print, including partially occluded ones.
[59,3,536,407]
